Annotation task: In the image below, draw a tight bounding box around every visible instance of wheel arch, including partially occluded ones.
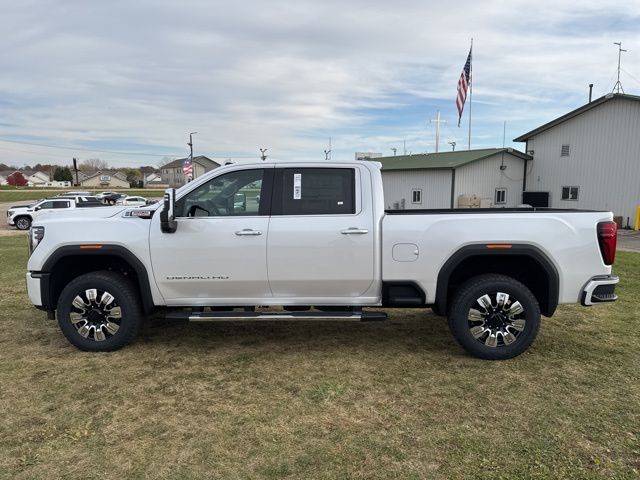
[13,214,33,224]
[435,244,559,317]
[41,245,156,315]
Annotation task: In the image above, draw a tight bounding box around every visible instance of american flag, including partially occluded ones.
[456,46,472,127]
[182,157,193,178]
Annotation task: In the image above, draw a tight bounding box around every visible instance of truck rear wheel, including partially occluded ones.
[448,274,541,360]
[56,271,142,351]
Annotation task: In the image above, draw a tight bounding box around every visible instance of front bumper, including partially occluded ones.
[26,272,42,306]
[581,275,619,306]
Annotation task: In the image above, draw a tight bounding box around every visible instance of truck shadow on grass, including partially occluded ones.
[139,310,461,356]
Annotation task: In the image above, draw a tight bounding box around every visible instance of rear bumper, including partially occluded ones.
[581,275,619,306]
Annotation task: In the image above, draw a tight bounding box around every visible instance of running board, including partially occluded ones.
[165,310,387,322]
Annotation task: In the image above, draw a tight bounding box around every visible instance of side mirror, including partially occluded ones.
[35,206,41,211]
[160,188,177,233]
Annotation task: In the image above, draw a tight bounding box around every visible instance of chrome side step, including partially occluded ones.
[165,310,387,322]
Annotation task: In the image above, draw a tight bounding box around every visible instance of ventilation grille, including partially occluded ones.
[561,144,570,157]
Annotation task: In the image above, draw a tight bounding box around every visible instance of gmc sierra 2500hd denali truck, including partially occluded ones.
[26,161,619,359]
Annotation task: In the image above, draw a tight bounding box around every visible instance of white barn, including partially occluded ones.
[375,148,532,210]
[514,93,640,224]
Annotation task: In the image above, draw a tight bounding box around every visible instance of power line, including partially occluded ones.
[0,137,179,157]
[0,137,260,163]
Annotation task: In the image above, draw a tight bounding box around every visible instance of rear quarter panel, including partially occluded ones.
[382,211,614,305]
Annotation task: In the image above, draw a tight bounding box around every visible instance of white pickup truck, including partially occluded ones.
[25,161,619,359]
[8,196,103,230]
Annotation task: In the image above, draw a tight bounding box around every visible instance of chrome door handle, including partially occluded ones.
[340,227,369,235]
[235,229,262,236]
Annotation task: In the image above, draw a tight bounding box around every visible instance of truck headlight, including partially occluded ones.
[29,226,45,254]
[7,210,14,217]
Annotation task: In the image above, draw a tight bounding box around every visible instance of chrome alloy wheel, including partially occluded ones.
[467,292,526,348]
[69,289,122,342]
[15,217,31,230]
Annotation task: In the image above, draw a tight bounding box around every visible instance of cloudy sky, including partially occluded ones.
[1,0,639,168]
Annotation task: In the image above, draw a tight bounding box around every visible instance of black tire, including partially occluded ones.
[14,216,32,230]
[56,271,143,351]
[448,274,541,360]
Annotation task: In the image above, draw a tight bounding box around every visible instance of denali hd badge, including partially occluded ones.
[166,275,230,280]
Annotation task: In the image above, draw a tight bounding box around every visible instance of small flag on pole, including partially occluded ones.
[456,46,472,127]
[182,157,193,178]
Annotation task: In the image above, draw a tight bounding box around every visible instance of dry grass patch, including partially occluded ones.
[0,236,638,479]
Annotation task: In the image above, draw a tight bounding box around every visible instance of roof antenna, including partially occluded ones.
[259,148,267,161]
[324,137,332,160]
[500,121,507,170]
[613,42,627,94]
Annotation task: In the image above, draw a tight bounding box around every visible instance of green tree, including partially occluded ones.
[53,167,73,182]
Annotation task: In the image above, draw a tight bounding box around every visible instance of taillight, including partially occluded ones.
[597,221,617,266]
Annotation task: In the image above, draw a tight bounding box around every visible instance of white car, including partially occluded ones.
[116,196,147,207]
[26,161,619,358]
[95,191,117,201]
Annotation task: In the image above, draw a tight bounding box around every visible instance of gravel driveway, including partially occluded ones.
[0,202,29,236]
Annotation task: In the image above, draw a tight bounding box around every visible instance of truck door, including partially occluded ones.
[149,167,273,304]
[267,166,376,299]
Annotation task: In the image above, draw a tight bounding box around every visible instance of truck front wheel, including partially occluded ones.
[56,271,143,351]
[448,274,541,360]
[14,216,31,230]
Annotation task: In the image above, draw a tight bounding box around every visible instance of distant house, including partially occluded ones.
[0,170,38,186]
[372,148,532,209]
[160,156,220,187]
[514,93,640,223]
[80,171,130,189]
[27,171,50,186]
[144,172,167,188]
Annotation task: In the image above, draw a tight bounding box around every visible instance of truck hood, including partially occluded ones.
[35,206,127,224]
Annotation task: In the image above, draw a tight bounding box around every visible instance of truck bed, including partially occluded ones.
[385,207,601,214]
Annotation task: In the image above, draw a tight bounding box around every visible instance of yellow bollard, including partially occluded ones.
[635,205,640,231]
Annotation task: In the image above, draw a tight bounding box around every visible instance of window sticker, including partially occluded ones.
[293,173,302,199]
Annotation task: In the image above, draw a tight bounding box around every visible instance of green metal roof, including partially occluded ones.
[514,93,640,142]
[373,148,531,171]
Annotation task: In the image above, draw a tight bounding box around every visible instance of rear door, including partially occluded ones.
[267,165,376,299]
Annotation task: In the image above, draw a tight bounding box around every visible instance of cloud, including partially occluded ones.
[1,0,639,166]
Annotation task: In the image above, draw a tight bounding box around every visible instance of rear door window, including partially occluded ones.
[276,168,355,215]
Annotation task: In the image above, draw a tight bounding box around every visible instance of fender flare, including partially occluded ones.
[435,244,560,317]
[40,244,155,314]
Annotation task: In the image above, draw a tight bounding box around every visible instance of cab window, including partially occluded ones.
[178,169,268,217]
[276,168,355,215]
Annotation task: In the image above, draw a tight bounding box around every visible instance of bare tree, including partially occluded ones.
[79,158,109,172]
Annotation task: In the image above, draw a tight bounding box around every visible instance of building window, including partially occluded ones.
[560,144,570,157]
[411,189,422,204]
[495,188,507,205]
[561,186,579,201]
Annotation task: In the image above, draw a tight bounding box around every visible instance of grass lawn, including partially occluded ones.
[0,235,638,479]
[0,189,164,203]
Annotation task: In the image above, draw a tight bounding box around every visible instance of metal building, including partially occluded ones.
[374,148,531,210]
[514,93,640,224]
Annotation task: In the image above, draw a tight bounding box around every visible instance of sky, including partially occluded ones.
[1,0,640,168]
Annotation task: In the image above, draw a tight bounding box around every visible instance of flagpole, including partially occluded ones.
[468,38,473,150]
